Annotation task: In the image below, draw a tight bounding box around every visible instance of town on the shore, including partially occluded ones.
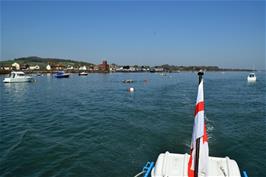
[0,56,253,74]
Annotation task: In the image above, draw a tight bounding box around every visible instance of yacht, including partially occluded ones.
[247,73,256,82]
[3,71,34,83]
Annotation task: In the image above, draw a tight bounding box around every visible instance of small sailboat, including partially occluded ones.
[247,73,256,82]
[3,71,34,83]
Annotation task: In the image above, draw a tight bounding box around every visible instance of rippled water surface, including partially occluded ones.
[1,72,265,177]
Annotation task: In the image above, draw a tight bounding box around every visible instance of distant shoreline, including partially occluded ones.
[0,69,257,75]
[0,56,258,74]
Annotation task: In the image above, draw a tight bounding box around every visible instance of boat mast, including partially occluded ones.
[194,70,204,177]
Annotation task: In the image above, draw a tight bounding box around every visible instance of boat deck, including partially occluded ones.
[151,152,241,177]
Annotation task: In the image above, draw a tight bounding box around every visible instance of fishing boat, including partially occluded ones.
[78,72,88,76]
[247,73,256,82]
[54,71,70,78]
[136,71,247,177]
[3,71,34,83]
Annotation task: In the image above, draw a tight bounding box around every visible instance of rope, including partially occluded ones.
[134,171,145,177]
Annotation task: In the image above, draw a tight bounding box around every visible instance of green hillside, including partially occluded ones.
[0,56,94,69]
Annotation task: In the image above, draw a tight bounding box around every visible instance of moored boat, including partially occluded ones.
[54,71,70,78]
[78,72,88,76]
[247,73,256,82]
[3,71,34,83]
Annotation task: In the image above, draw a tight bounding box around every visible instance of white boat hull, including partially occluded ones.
[3,77,34,83]
[151,152,241,177]
[79,72,88,76]
[247,77,256,82]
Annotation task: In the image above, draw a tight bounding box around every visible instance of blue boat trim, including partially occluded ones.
[143,161,154,177]
[243,171,248,177]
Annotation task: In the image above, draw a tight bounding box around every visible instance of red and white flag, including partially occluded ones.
[188,80,209,177]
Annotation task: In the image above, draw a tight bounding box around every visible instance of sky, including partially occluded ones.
[1,0,265,69]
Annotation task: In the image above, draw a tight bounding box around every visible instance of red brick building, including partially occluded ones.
[98,60,109,72]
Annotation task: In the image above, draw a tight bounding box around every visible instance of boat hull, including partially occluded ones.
[247,77,256,82]
[3,77,34,83]
[79,73,88,76]
[151,152,241,177]
[54,74,70,78]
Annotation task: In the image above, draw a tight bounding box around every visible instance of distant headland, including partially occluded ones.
[0,56,254,74]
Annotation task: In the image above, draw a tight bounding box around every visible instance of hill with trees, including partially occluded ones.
[0,56,94,69]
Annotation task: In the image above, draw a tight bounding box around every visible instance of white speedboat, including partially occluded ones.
[247,73,256,82]
[3,71,34,83]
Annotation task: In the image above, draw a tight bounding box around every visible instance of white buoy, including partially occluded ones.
[128,87,135,92]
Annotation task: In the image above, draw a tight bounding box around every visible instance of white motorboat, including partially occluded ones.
[247,73,256,82]
[3,71,34,83]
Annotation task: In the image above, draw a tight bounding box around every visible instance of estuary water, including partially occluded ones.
[0,72,265,177]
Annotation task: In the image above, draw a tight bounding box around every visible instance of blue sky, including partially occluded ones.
[1,1,265,69]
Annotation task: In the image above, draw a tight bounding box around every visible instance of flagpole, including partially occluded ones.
[194,70,204,177]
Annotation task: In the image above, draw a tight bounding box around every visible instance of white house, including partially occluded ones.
[4,66,11,70]
[116,67,124,71]
[46,64,51,70]
[129,66,136,71]
[12,62,20,70]
[67,65,74,70]
[79,65,87,70]
[29,65,40,70]
[154,67,164,72]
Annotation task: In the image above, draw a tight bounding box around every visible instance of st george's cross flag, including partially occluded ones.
[188,79,209,177]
